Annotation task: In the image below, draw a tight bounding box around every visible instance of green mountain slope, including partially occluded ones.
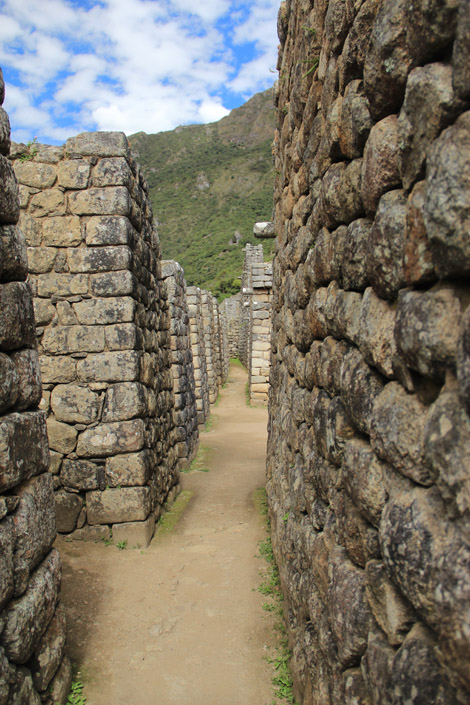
[129,89,276,299]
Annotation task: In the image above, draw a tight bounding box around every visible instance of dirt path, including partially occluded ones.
[57,363,277,705]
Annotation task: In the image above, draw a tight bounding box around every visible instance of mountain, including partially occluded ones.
[129,88,276,299]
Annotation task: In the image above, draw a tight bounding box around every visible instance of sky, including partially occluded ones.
[0,0,280,145]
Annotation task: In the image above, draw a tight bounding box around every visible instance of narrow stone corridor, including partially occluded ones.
[57,362,277,705]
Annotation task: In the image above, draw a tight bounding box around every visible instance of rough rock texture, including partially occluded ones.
[12,132,180,546]
[186,286,210,426]
[0,71,68,705]
[161,261,198,468]
[268,2,470,704]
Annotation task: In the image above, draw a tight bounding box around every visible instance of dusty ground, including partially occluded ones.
[57,363,279,705]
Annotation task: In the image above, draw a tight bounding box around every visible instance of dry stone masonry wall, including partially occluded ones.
[187,286,211,426]
[268,1,470,704]
[161,261,198,468]
[11,132,179,548]
[248,259,273,404]
[0,70,71,705]
[201,291,227,404]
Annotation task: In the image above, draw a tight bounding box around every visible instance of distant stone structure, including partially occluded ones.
[162,261,198,468]
[11,131,179,548]
[0,69,70,705]
[187,286,211,425]
[267,1,470,704]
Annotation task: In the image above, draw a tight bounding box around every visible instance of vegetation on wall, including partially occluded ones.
[129,88,276,300]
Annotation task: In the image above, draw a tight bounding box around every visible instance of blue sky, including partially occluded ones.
[0,0,279,144]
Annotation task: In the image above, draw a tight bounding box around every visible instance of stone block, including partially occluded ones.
[42,215,82,247]
[458,307,470,414]
[90,270,136,297]
[77,351,140,382]
[86,486,151,524]
[56,159,90,189]
[425,112,470,277]
[42,326,105,355]
[320,160,363,229]
[361,626,395,705]
[0,644,15,703]
[54,490,84,533]
[8,668,41,705]
[68,186,131,216]
[404,180,435,285]
[37,273,89,298]
[341,438,388,528]
[72,296,135,325]
[67,245,131,273]
[395,286,462,381]
[76,418,145,457]
[453,0,470,100]
[13,473,56,596]
[327,547,373,668]
[361,115,400,216]
[29,189,65,217]
[105,450,152,487]
[1,549,61,663]
[342,669,369,705]
[357,287,398,378]
[0,156,19,224]
[340,347,384,435]
[30,602,66,692]
[48,654,72,705]
[367,189,407,301]
[112,514,155,548]
[46,418,77,454]
[371,382,431,485]
[102,382,147,422]
[339,79,372,160]
[365,560,415,646]
[424,390,470,520]
[0,517,14,610]
[19,212,41,246]
[105,323,139,351]
[40,356,76,384]
[0,282,35,351]
[0,352,18,413]
[341,218,371,292]
[85,215,134,246]
[69,525,110,541]
[60,459,105,492]
[92,157,132,187]
[13,161,57,189]
[0,411,49,492]
[27,246,56,274]
[66,131,129,157]
[51,384,101,424]
[33,299,55,327]
[332,491,380,567]
[0,106,10,157]
[0,225,27,282]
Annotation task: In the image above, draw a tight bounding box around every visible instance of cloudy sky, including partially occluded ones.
[0,0,279,145]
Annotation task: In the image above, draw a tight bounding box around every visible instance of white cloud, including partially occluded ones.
[0,0,278,144]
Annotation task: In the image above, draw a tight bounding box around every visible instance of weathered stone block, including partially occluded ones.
[320,160,363,228]
[60,459,105,492]
[90,270,136,297]
[339,80,372,160]
[340,347,384,435]
[29,189,65,217]
[371,382,431,485]
[453,0,470,100]
[332,490,380,567]
[72,296,135,325]
[30,602,66,692]
[1,549,61,663]
[0,106,10,157]
[76,419,145,457]
[458,306,470,414]
[341,218,371,292]
[42,215,82,247]
[365,560,415,646]
[56,159,90,189]
[92,157,132,187]
[85,215,134,246]
[0,155,19,224]
[33,298,55,327]
[26,246,56,274]
[0,411,49,492]
[112,514,155,548]
[40,356,76,384]
[77,351,140,382]
[8,668,41,705]
[0,644,15,703]
[48,654,72,705]
[367,189,407,301]
[357,287,398,378]
[51,384,101,424]
[341,438,388,527]
[0,282,36,351]
[66,131,129,157]
[105,450,152,487]
[105,323,140,351]
[42,326,105,354]
[68,186,131,216]
[328,547,373,667]
[46,418,77,455]
[67,245,132,273]
[361,115,400,216]
[404,180,436,285]
[54,491,84,533]
[424,390,470,520]
[102,382,147,422]
[37,273,89,298]
[425,112,470,277]
[0,517,14,610]
[13,161,56,189]
[0,352,18,413]
[13,473,56,596]
[361,626,395,705]
[0,225,27,282]
[86,486,151,524]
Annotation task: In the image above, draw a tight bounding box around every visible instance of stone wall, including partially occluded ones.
[268,1,470,704]
[239,243,264,367]
[201,290,224,404]
[11,132,179,547]
[161,261,198,468]
[249,260,273,404]
[220,293,242,359]
[187,286,210,426]
[0,69,70,705]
